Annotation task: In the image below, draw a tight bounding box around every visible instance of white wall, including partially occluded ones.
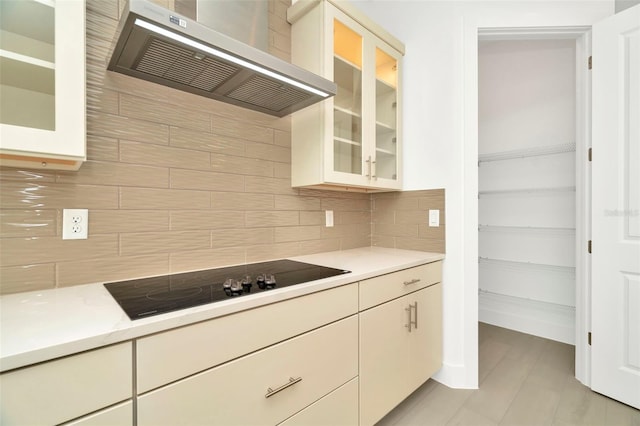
[478,40,576,153]
[616,0,640,12]
[352,0,614,389]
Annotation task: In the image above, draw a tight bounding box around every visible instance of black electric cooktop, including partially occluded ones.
[104,260,351,320]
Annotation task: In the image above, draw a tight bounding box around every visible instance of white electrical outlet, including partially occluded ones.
[63,209,89,240]
[325,210,334,227]
[428,209,440,227]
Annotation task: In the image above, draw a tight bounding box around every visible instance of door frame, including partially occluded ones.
[465,25,592,385]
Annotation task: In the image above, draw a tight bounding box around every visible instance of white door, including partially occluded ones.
[591,4,640,409]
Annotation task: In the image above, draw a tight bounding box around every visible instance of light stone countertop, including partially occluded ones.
[0,247,444,372]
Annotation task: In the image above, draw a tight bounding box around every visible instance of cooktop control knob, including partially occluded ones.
[265,274,276,289]
[241,275,252,293]
[223,278,233,296]
[256,274,266,290]
[223,278,243,296]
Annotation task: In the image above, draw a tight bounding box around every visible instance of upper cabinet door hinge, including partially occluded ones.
[588,147,592,162]
[588,240,592,254]
[588,56,593,70]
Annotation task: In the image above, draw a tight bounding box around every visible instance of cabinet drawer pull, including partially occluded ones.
[265,376,302,398]
[403,278,421,286]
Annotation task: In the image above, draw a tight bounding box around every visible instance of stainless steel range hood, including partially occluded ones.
[108,0,336,117]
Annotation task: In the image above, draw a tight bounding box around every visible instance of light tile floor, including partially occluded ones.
[377,322,640,426]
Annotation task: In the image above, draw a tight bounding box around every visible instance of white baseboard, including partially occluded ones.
[432,361,478,389]
[479,291,575,345]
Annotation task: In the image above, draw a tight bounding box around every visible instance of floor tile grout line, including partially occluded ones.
[549,372,576,425]
[493,331,549,425]
[442,388,477,425]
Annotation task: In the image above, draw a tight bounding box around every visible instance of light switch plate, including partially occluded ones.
[429,209,440,227]
[325,210,334,227]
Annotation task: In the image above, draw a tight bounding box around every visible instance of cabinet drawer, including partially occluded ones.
[138,315,358,426]
[0,342,132,426]
[359,262,442,310]
[137,283,357,393]
[279,377,358,426]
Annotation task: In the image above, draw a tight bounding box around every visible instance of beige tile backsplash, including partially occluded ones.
[0,0,445,295]
[372,190,446,253]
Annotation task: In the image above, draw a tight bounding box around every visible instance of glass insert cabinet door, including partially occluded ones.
[329,11,401,188]
[0,0,85,170]
[332,19,363,177]
[288,0,404,191]
[375,47,398,181]
[0,0,55,131]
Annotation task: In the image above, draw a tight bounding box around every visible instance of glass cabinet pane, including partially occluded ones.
[375,48,397,181]
[0,0,55,131]
[333,19,363,175]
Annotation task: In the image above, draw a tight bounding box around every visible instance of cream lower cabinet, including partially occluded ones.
[0,264,442,426]
[0,342,133,426]
[136,283,358,393]
[279,378,359,426]
[135,284,359,426]
[137,315,358,426]
[359,263,443,425]
[64,401,133,426]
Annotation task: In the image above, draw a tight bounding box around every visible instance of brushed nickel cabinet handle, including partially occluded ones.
[405,306,412,332]
[405,302,418,332]
[404,278,421,286]
[413,301,418,330]
[265,376,302,398]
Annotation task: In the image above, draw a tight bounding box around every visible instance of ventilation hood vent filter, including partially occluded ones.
[108,0,336,117]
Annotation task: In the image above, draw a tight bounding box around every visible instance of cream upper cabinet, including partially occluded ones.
[0,0,86,170]
[288,0,404,192]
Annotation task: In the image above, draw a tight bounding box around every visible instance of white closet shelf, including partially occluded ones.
[478,290,576,313]
[478,142,576,163]
[478,225,576,235]
[478,257,576,275]
[479,186,576,197]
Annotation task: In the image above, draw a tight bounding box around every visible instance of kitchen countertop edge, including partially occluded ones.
[0,247,444,372]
